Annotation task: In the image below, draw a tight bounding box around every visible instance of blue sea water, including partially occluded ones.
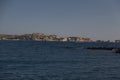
[0,40,120,80]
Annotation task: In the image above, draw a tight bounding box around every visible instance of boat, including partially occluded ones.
[112,48,120,53]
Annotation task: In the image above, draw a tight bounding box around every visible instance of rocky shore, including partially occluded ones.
[87,47,120,53]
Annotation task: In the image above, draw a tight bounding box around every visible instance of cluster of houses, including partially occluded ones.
[31,33,92,42]
[61,37,92,42]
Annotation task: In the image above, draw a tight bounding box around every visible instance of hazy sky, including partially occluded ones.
[1,0,120,41]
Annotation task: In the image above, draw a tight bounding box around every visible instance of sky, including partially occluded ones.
[1,0,120,41]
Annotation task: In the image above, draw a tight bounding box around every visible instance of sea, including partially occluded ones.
[0,40,120,80]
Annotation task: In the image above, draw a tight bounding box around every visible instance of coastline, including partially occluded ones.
[0,33,92,42]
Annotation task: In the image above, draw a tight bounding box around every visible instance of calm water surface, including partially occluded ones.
[0,41,120,80]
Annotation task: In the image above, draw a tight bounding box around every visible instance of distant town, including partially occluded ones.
[0,33,120,43]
